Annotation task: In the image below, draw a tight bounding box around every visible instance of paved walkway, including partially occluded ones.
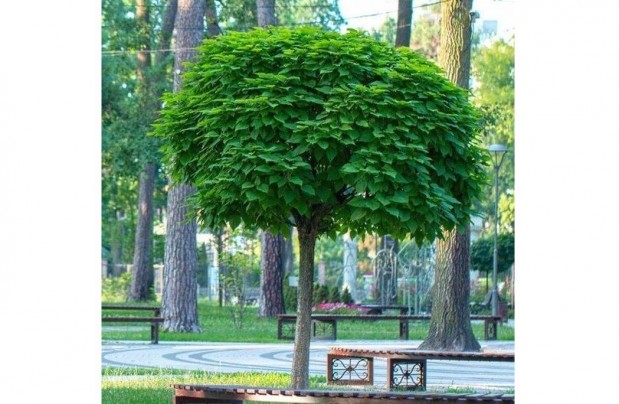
[102,339,514,392]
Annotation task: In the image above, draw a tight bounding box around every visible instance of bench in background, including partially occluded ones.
[101,305,164,344]
[277,314,502,341]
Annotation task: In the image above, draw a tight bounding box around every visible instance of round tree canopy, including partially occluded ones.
[153,27,487,242]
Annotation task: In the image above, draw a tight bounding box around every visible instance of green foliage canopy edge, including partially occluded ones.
[152,27,488,243]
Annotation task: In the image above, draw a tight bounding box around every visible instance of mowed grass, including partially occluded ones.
[102,368,326,404]
[102,299,514,342]
[102,368,512,403]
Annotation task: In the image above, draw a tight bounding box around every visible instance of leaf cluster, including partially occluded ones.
[153,27,488,243]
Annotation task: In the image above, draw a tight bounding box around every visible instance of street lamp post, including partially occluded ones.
[488,144,508,317]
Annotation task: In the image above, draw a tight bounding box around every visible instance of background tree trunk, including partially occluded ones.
[128,0,155,301]
[395,0,412,48]
[130,0,177,301]
[205,0,221,38]
[419,0,479,351]
[256,0,276,26]
[291,225,317,389]
[438,0,473,88]
[259,232,285,317]
[161,0,206,333]
[130,162,156,300]
[256,0,286,318]
[162,184,201,332]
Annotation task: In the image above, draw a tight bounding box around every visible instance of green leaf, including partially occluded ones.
[351,208,366,221]
[391,192,409,204]
[301,184,315,196]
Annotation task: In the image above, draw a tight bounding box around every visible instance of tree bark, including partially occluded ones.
[129,162,156,300]
[419,0,479,352]
[256,0,276,26]
[205,0,221,38]
[129,0,177,301]
[419,226,480,350]
[161,0,206,333]
[438,0,473,88]
[291,224,318,389]
[395,0,413,48]
[162,184,201,332]
[255,0,285,318]
[259,232,285,317]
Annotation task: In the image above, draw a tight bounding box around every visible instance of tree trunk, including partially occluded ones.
[205,0,221,38]
[418,226,480,350]
[129,0,177,301]
[291,224,318,389]
[161,0,206,333]
[419,0,479,352]
[129,162,156,300]
[162,184,201,332]
[255,0,285,318]
[128,0,155,301]
[259,232,285,317]
[256,0,276,26]
[395,0,413,48]
[438,0,473,89]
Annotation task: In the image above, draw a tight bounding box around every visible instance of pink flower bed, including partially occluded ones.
[312,302,369,314]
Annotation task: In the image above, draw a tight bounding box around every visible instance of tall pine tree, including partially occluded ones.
[419,0,481,352]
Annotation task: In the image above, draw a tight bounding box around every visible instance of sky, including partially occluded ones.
[337,0,515,39]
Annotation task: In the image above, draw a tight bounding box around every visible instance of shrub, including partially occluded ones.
[328,286,341,303]
[341,287,354,304]
[101,272,131,303]
[313,284,330,305]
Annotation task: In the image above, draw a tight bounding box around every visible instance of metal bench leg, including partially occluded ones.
[311,320,336,341]
[327,353,374,386]
[399,319,409,340]
[387,358,426,391]
[151,322,159,344]
[484,319,498,340]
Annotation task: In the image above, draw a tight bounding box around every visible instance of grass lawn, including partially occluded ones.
[102,299,515,342]
[102,368,326,404]
[102,368,513,403]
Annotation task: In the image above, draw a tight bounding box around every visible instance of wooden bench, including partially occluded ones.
[173,384,515,403]
[327,347,515,391]
[277,314,502,341]
[101,305,164,344]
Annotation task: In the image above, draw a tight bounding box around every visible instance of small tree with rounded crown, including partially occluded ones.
[153,26,487,389]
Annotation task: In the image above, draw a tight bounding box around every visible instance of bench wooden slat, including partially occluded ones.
[102,305,160,310]
[329,347,514,361]
[172,384,515,403]
[101,317,164,322]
